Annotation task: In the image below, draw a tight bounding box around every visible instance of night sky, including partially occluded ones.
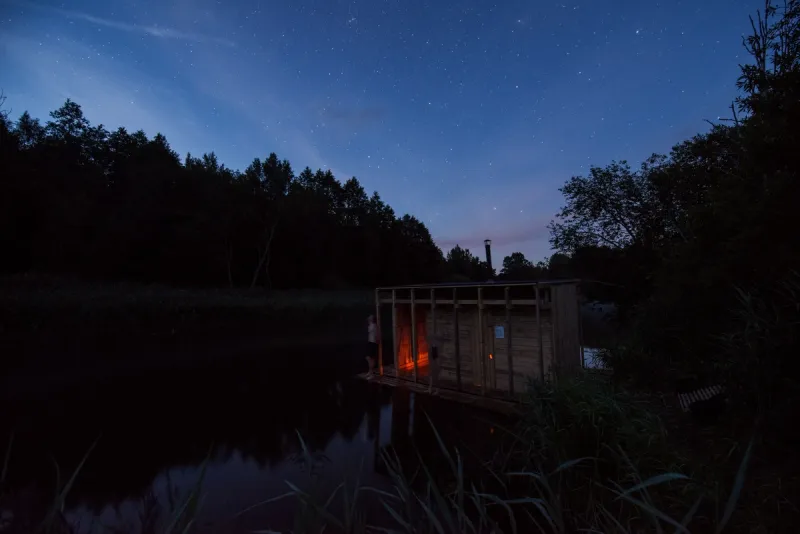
[1,0,760,263]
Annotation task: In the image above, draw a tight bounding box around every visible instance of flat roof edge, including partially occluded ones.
[376,279,582,291]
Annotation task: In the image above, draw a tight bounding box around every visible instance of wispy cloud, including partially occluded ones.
[18,1,235,47]
[0,32,212,161]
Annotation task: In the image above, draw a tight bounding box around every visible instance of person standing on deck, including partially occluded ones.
[428,333,441,394]
[366,315,379,379]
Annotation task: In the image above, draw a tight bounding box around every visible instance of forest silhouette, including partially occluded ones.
[1,1,799,531]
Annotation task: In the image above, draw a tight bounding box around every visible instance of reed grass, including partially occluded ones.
[0,378,759,533]
[0,434,213,534]
[236,376,756,534]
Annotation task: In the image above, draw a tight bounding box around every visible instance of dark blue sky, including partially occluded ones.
[1,0,760,263]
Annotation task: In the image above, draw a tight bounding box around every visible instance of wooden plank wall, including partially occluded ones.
[485,308,554,391]
[426,308,554,392]
[427,308,476,385]
[551,283,582,374]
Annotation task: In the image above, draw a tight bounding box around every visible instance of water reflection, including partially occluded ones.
[2,354,506,533]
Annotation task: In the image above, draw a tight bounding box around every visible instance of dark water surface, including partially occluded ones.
[2,350,508,533]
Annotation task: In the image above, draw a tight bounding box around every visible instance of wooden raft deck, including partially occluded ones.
[357,366,521,416]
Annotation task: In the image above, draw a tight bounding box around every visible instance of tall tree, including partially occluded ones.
[499,252,540,280]
[0,98,449,289]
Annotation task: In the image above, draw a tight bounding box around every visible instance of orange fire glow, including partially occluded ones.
[397,348,429,371]
[396,313,430,371]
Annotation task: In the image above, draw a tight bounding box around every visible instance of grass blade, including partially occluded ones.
[284,480,345,530]
[361,486,402,502]
[423,411,458,477]
[412,445,458,534]
[235,492,295,518]
[164,446,212,534]
[606,486,689,533]
[676,495,703,533]
[504,497,557,534]
[40,435,100,532]
[473,491,518,534]
[379,498,414,532]
[414,492,447,534]
[619,473,690,499]
[1,431,13,487]
[716,437,754,533]
[548,457,594,477]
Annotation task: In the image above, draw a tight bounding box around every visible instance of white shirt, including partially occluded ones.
[368,323,377,343]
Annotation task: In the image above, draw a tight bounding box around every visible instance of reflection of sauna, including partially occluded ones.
[374,280,582,399]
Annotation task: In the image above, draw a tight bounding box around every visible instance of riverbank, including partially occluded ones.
[1,275,375,397]
[0,363,511,534]
[1,369,781,534]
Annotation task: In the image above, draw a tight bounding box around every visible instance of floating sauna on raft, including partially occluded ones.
[373,281,583,397]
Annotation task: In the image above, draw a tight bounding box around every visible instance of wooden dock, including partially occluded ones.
[357,366,522,416]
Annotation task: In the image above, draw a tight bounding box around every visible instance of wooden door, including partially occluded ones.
[471,311,482,387]
[471,310,500,390]
[486,325,497,390]
[475,323,497,391]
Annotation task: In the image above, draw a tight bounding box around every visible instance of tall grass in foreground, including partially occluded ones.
[0,434,212,534]
[0,375,757,533]
[240,375,755,533]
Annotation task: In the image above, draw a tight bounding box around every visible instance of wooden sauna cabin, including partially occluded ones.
[373,281,582,399]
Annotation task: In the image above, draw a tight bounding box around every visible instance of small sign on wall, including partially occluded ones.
[494,325,505,339]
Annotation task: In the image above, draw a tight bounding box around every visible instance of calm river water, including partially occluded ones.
[2,352,508,533]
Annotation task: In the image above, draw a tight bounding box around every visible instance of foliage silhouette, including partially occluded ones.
[548,0,800,464]
[0,103,451,289]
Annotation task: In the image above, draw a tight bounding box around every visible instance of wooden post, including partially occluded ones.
[391,290,398,376]
[536,283,545,382]
[505,286,514,396]
[478,287,486,395]
[410,288,418,383]
[577,288,585,369]
[551,317,558,382]
[430,288,436,389]
[489,327,497,389]
[430,288,436,336]
[453,288,462,391]
[375,289,383,376]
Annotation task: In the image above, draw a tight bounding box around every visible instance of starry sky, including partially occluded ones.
[1,0,760,264]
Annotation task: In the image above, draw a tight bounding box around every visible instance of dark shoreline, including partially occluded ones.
[0,336,365,401]
[1,277,376,399]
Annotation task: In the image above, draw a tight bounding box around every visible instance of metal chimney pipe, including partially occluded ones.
[484,239,493,273]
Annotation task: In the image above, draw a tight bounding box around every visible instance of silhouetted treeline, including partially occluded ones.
[0,97,585,290]
[0,99,449,289]
[546,1,800,427]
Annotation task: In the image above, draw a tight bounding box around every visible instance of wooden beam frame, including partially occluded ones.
[536,283,545,382]
[391,289,398,376]
[430,288,437,390]
[505,286,515,396]
[375,288,383,375]
[478,287,486,396]
[377,280,581,291]
[489,323,497,390]
[410,288,418,383]
[378,298,550,308]
[577,290,585,370]
[453,287,462,391]
[430,288,437,337]
[551,314,558,382]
